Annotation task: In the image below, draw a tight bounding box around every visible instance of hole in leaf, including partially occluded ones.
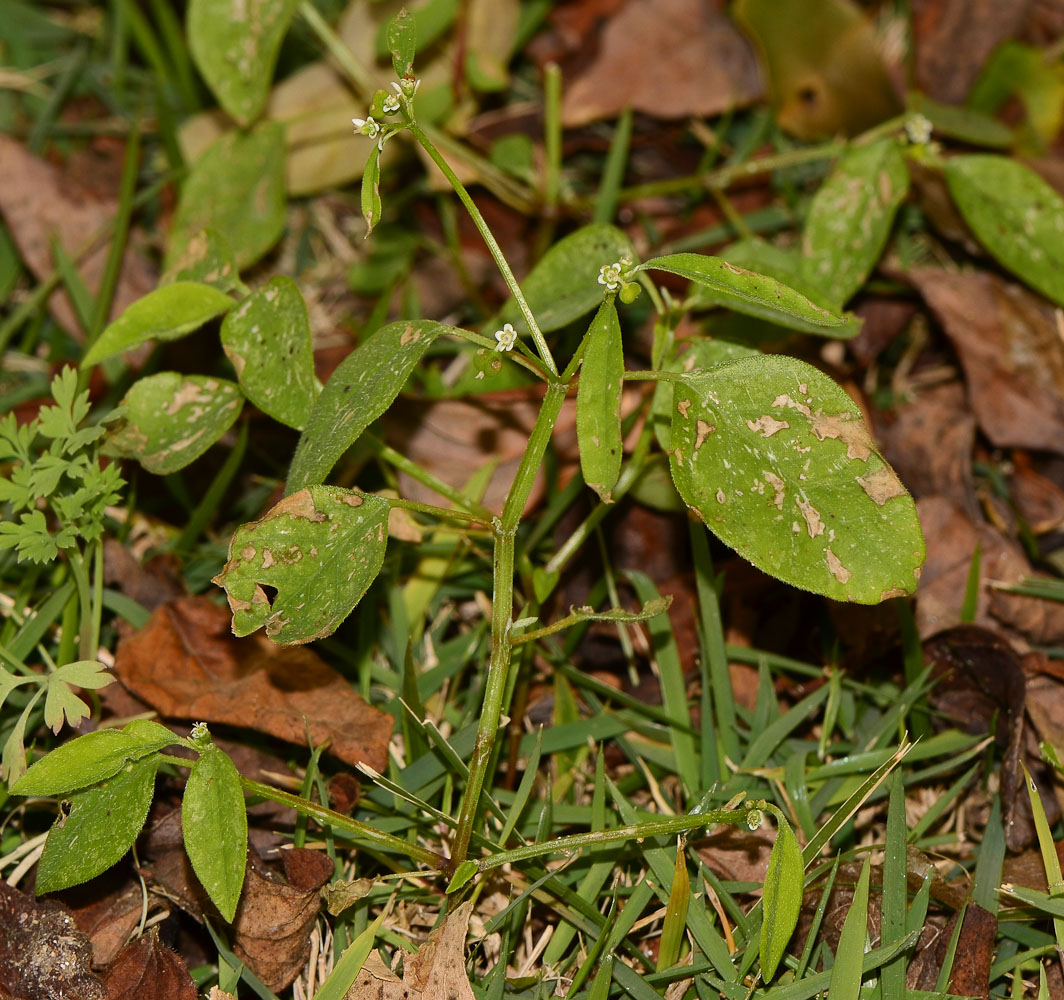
[260,584,279,607]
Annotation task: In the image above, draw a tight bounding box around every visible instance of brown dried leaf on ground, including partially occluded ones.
[231,848,334,992]
[909,269,1064,456]
[103,540,186,613]
[915,496,1064,644]
[64,874,164,968]
[911,0,1033,104]
[0,135,156,337]
[696,826,775,883]
[103,928,196,1000]
[0,882,108,1000]
[914,902,996,997]
[114,596,392,770]
[345,900,476,1000]
[555,0,762,126]
[875,382,978,519]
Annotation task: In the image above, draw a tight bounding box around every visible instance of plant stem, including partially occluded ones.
[64,545,94,661]
[448,382,569,871]
[406,118,559,377]
[478,807,752,871]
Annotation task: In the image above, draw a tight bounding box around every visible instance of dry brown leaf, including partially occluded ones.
[344,900,476,1000]
[65,876,161,968]
[915,496,1064,644]
[912,0,1033,104]
[114,596,392,770]
[696,826,775,883]
[559,0,762,127]
[0,882,108,1000]
[103,927,196,1000]
[909,269,1064,456]
[231,848,334,992]
[0,135,156,337]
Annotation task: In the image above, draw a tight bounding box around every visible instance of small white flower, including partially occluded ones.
[395,77,422,100]
[598,261,624,291]
[905,113,932,145]
[190,721,210,742]
[382,93,401,115]
[352,116,381,138]
[494,323,518,352]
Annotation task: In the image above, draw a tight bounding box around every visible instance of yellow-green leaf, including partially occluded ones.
[760,812,803,982]
[577,299,624,502]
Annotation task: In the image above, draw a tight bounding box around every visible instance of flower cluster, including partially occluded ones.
[597,261,624,291]
[351,116,380,139]
[905,113,933,146]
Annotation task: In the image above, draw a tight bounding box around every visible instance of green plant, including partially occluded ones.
[0,367,122,781]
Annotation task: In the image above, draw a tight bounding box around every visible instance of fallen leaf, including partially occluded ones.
[0,135,157,338]
[558,0,762,127]
[909,269,1064,456]
[915,496,1064,644]
[113,596,392,771]
[0,881,108,1000]
[230,848,334,992]
[103,927,196,1000]
[65,874,162,967]
[943,903,997,998]
[344,900,476,1000]
[911,0,1034,104]
[696,825,775,883]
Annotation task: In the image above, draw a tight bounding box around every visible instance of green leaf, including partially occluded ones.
[12,720,177,796]
[105,373,243,475]
[220,276,319,430]
[361,141,383,235]
[286,320,451,493]
[1024,762,1064,950]
[213,485,390,644]
[497,224,636,335]
[801,139,909,308]
[577,298,624,502]
[83,282,235,366]
[35,756,158,894]
[43,659,114,733]
[945,154,1064,307]
[668,355,924,603]
[160,229,245,295]
[827,856,871,1000]
[446,859,479,893]
[636,253,854,335]
[183,745,247,922]
[658,840,691,970]
[387,8,417,78]
[188,0,298,126]
[166,123,287,271]
[760,811,804,982]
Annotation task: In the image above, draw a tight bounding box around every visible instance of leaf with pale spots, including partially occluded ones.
[801,138,909,309]
[83,282,235,366]
[188,0,298,126]
[636,252,854,336]
[213,485,390,644]
[161,228,245,295]
[946,154,1064,307]
[104,373,243,475]
[668,355,924,603]
[221,276,319,429]
[287,320,456,493]
[577,298,624,502]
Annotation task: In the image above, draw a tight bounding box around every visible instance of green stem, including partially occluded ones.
[542,63,562,214]
[64,545,94,661]
[449,382,569,871]
[478,808,752,872]
[406,118,559,377]
[382,494,490,527]
[446,327,549,381]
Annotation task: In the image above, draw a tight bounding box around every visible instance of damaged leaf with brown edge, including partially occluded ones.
[213,486,390,644]
[220,276,319,430]
[104,373,244,475]
[669,355,924,603]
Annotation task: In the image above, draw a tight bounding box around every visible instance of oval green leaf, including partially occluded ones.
[35,756,158,894]
[11,720,177,797]
[945,154,1064,306]
[760,813,803,982]
[183,745,247,923]
[577,299,624,502]
[801,139,909,308]
[669,355,924,603]
[188,0,298,126]
[83,282,235,366]
[637,252,853,335]
[221,276,319,429]
[387,9,417,78]
[361,141,383,235]
[497,224,635,335]
[166,123,286,271]
[213,485,390,644]
[286,320,452,493]
[105,373,244,475]
[161,228,245,295]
